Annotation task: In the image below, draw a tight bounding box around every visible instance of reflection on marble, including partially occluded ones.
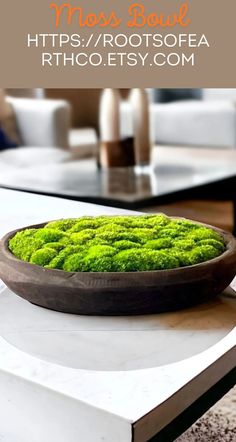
[0,288,235,371]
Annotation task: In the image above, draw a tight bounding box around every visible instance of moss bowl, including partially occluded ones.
[0,216,236,315]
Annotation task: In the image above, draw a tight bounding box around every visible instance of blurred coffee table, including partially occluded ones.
[1,146,236,230]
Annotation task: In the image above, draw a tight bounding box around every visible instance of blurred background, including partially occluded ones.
[1,87,236,232]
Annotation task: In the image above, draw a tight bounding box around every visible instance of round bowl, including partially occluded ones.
[0,219,236,315]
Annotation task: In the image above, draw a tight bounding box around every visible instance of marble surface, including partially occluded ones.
[0,189,235,442]
[0,147,236,206]
[0,288,235,372]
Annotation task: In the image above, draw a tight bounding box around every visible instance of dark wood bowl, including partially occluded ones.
[0,219,236,316]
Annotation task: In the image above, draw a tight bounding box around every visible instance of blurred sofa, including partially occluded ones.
[0,95,98,174]
[45,88,236,149]
[4,89,236,164]
[120,89,236,149]
[7,90,98,159]
[0,96,74,173]
[7,96,70,149]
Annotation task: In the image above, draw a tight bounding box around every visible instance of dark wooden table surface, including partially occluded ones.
[1,146,236,229]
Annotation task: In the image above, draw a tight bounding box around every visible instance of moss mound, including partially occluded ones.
[9,215,226,272]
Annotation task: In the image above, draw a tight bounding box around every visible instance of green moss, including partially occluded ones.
[80,255,113,272]
[171,219,199,230]
[97,229,155,245]
[69,219,101,232]
[198,239,225,253]
[97,216,132,228]
[71,229,95,244]
[154,250,180,270]
[30,248,57,266]
[8,229,44,261]
[96,223,125,233]
[63,253,87,272]
[63,245,115,272]
[46,245,84,269]
[158,226,186,239]
[45,219,77,231]
[9,215,226,272]
[9,228,38,243]
[125,217,156,229]
[95,230,127,243]
[113,249,155,271]
[189,245,220,264]
[171,250,193,267]
[42,242,65,252]
[189,227,222,242]
[87,237,110,246]
[145,238,172,250]
[113,249,179,272]
[131,228,157,243]
[146,214,170,227]
[113,240,141,250]
[87,245,116,258]
[35,228,66,243]
[173,239,196,251]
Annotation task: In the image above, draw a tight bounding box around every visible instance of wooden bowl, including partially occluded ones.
[0,219,236,316]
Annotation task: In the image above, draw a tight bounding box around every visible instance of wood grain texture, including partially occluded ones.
[0,219,236,316]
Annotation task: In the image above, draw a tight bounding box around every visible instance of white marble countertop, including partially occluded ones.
[0,189,235,442]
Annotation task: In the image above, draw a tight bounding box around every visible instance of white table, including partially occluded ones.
[0,189,235,442]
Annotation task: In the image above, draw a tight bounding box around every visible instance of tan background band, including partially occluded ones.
[0,0,235,87]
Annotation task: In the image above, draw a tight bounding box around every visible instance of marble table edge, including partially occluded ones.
[0,326,235,424]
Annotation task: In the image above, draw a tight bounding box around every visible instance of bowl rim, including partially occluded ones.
[1,216,236,277]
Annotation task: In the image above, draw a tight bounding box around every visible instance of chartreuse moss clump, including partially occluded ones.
[8,215,226,272]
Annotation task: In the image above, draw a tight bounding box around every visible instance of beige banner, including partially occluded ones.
[0,0,235,87]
